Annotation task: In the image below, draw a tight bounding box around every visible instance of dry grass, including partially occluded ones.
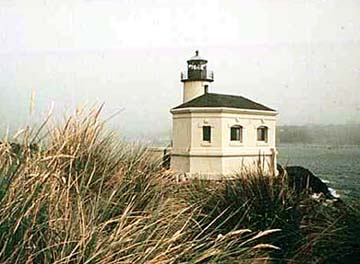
[1,106,358,263]
[0,107,275,263]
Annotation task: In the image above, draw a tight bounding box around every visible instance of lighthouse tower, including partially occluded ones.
[170,51,278,178]
[181,50,214,103]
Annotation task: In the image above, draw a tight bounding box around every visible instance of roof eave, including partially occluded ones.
[170,107,278,116]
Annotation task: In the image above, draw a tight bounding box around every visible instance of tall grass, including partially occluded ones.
[180,170,360,263]
[0,107,277,263]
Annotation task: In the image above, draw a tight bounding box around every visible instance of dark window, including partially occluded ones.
[257,126,268,142]
[203,126,211,142]
[230,126,242,142]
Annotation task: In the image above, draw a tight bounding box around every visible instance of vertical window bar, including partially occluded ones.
[257,127,268,142]
[230,126,242,142]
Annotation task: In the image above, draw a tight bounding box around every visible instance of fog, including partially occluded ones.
[1,0,360,138]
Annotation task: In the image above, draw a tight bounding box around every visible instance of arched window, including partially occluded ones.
[257,126,268,142]
[230,125,243,142]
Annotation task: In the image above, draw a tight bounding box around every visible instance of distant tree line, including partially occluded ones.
[277,124,360,145]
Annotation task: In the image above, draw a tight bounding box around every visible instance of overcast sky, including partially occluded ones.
[1,0,360,138]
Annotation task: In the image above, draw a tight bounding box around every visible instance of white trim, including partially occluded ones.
[229,141,244,147]
[229,140,245,147]
[171,153,274,158]
[256,142,269,146]
[197,121,215,128]
[200,142,212,147]
[171,107,278,116]
[171,148,276,156]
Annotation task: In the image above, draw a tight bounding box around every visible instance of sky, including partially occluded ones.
[1,0,360,138]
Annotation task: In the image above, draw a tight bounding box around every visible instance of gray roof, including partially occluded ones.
[187,50,207,63]
[173,93,276,112]
[188,54,206,61]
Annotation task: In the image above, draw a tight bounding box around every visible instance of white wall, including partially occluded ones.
[170,107,278,177]
[183,81,211,102]
[171,112,192,153]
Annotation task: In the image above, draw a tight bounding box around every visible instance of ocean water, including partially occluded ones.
[277,144,360,201]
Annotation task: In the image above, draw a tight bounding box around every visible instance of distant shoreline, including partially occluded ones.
[278,143,360,148]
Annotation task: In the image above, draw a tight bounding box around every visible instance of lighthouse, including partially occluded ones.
[170,51,278,179]
[181,50,214,103]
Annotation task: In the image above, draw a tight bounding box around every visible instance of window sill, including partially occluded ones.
[201,142,212,147]
[229,141,243,147]
[256,141,269,146]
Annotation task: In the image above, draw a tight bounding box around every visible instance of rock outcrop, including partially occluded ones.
[280,165,334,199]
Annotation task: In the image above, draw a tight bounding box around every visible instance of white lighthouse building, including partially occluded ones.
[170,51,278,179]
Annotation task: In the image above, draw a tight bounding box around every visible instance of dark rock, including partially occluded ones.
[282,165,334,199]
